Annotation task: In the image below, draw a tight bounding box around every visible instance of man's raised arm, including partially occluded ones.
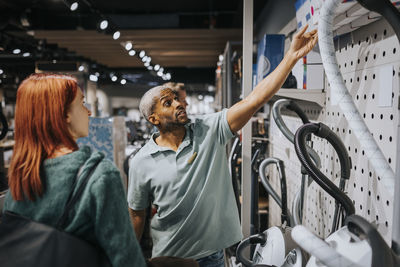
[227,25,318,132]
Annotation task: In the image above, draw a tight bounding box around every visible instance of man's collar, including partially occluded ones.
[146,123,193,155]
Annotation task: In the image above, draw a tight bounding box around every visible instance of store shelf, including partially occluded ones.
[274,88,326,107]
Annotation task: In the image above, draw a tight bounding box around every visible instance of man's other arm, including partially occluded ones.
[227,25,318,132]
[129,208,146,241]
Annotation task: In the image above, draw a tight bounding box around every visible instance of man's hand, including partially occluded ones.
[288,24,318,62]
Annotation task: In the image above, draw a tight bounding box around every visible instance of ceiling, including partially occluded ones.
[0,0,269,87]
[34,28,242,68]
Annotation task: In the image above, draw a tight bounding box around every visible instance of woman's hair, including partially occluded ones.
[9,73,79,201]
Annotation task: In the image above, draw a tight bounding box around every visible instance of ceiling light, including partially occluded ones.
[139,50,145,58]
[70,2,78,11]
[144,62,150,67]
[0,69,3,75]
[111,75,118,82]
[147,66,153,70]
[159,67,164,73]
[22,52,31,57]
[120,79,126,85]
[146,56,151,63]
[78,65,85,72]
[125,42,133,51]
[157,71,163,77]
[141,56,148,62]
[165,73,171,80]
[219,54,224,61]
[100,20,108,30]
[128,50,136,56]
[95,72,100,77]
[89,74,98,82]
[113,31,120,40]
[13,49,21,54]
[154,64,160,71]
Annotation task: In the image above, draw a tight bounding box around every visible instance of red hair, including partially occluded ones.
[9,73,79,201]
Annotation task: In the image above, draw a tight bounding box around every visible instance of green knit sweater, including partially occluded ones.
[4,146,146,267]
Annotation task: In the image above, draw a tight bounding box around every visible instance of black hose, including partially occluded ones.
[346,214,400,267]
[294,123,355,218]
[356,0,400,41]
[236,233,267,267]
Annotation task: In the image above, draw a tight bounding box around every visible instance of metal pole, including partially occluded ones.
[241,0,253,239]
[393,121,400,254]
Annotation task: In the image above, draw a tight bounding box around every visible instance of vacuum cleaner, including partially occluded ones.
[292,122,400,266]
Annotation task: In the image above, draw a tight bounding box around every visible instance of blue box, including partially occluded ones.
[256,34,285,85]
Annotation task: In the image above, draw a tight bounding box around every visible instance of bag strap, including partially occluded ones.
[56,157,102,229]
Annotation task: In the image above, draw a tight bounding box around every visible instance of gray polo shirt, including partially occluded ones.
[127,109,242,259]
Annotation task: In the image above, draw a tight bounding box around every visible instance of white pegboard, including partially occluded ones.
[267,17,400,244]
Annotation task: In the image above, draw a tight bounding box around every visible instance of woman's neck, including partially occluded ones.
[48,146,74,159]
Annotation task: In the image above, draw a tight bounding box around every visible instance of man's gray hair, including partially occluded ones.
[139,85,170,121]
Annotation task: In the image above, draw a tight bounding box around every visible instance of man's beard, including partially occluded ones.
[162,117,190,131]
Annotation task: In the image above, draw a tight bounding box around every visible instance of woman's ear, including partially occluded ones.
[65,112,72,124]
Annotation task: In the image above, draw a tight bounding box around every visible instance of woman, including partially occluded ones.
[4,73,146,267]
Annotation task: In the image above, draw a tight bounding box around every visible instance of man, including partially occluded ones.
[163,82,188,109]
[127,25,318,267]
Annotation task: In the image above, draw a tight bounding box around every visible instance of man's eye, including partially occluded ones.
[164,101,171,106]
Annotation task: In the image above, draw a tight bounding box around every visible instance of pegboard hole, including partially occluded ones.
[383,51,386,57]
[362,150,365,155]
[360,204,363,210]
[377,195,380,201]
[366,37,369,42]
[349,129,351,134]
[394,48,397,54]
[390,114,394,120]
[369,171,372,177]
[355,148,358,153]
[356,95,359,100]
[358,40,361,45]
[368,190,371,196]
[389,158,392,164]
[384,29,387,36]
[371,113,374,119]
[364,75,367,81]
[363,94,367,100]
[372,94,375,99]
[363,113,366,118]
[361,168,364,174]
[387,200,390,206]
[374,33,377,39]
[357,77,360,82]
[372,74,375,79]
[351,61,353,66]
[373,54,376,60]
[368,209,370,215]
[376,215,379,221]
[357,58,361,64]
[360,187,363,192]
[344,63,347,68]
[350,78,353,83]
[365,56,368,62]
[389,136,393,142]
[379,134,382,140]
[354,165,357,171]
[386,221,389,227]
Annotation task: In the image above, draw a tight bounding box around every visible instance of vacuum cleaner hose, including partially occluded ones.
[294,122,355,217]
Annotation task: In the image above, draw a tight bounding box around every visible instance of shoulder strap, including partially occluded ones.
[56,157,102,229]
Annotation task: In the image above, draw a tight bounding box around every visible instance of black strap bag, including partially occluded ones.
[0,158,112,267]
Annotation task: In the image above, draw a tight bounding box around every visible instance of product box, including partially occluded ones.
[292,51,325,90]
[256,34,285,85]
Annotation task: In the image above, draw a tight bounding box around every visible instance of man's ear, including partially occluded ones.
[148,114,159,126]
